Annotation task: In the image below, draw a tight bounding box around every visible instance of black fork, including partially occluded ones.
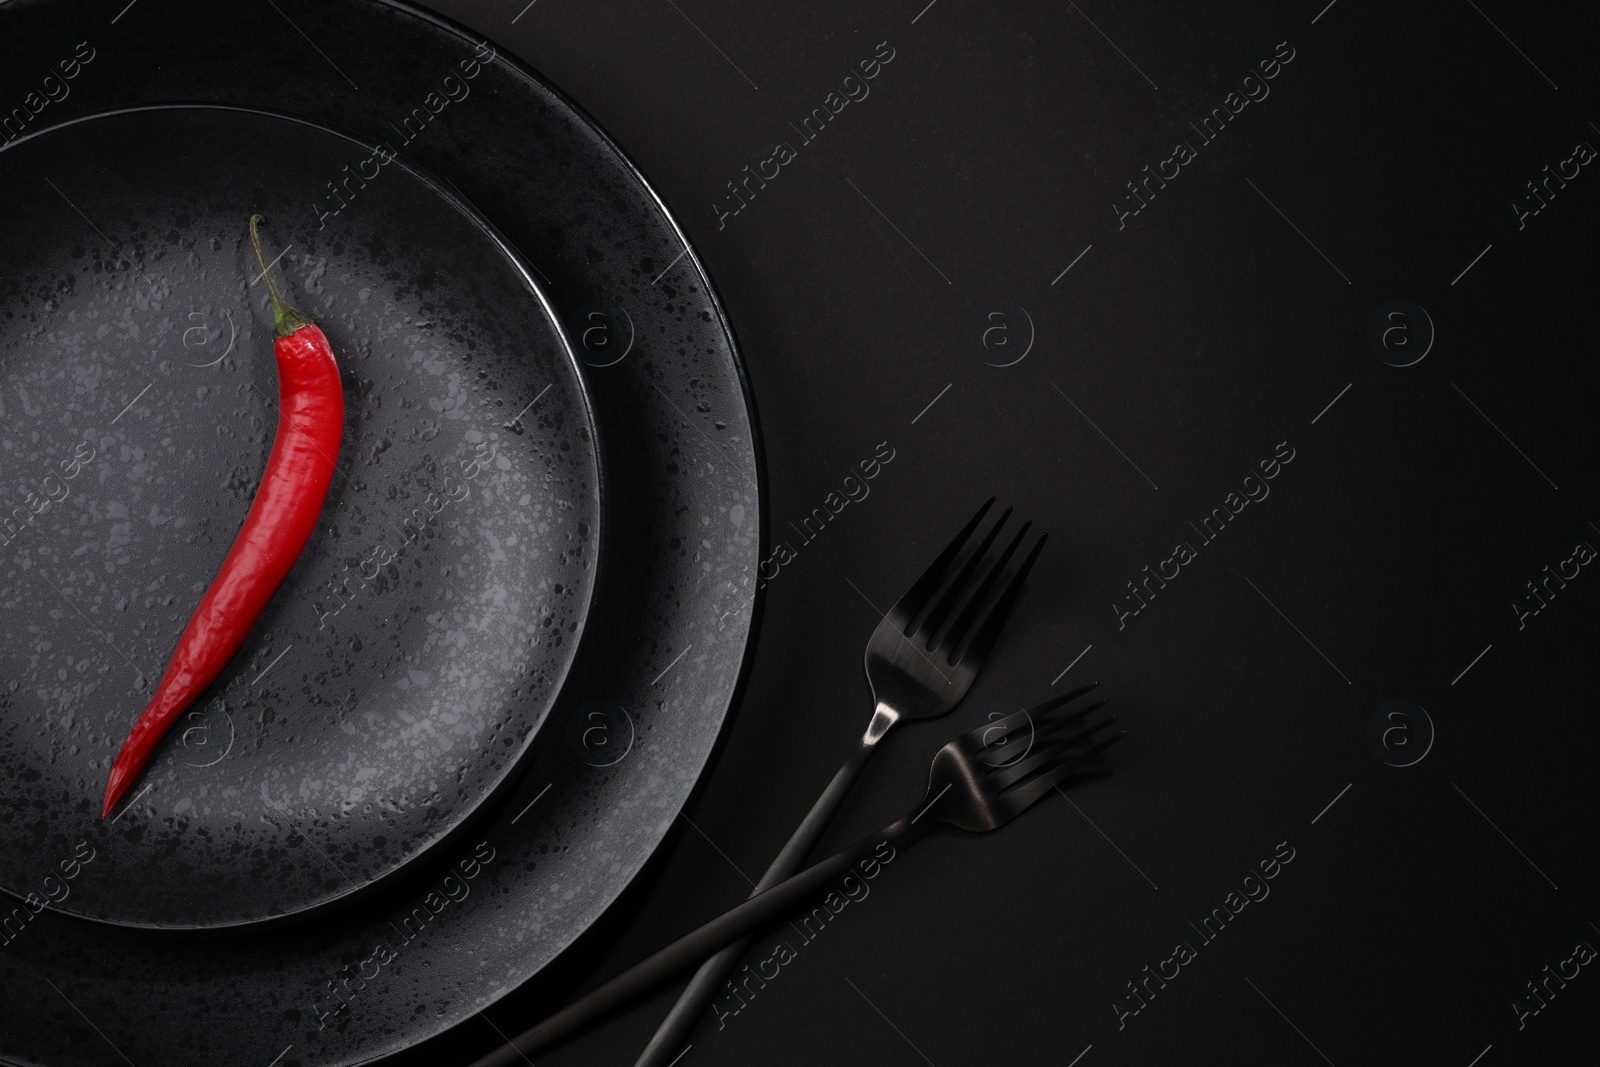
[633,498,1045,1067]
[471,687,1120,1067]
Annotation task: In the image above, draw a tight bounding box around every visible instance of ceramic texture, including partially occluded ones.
[0,2,762,1064]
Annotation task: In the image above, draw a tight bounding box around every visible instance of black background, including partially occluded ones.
[12,0,1597,1063]
[413,0,1600,1064]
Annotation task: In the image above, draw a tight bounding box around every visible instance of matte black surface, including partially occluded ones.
[3,0,1599,1065]
[0,2,761,1065]
[0,104,601,931]
[393,1,1596,1066]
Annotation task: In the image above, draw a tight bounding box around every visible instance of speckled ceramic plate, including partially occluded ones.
[0,1,761,1065]
[0,103,603,930]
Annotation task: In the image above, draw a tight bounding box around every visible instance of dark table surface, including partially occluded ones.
[403,1,1600,1064]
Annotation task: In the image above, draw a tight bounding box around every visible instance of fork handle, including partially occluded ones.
[633,740,878,1067]
[766,739,877,889]
[469,816,914,1067]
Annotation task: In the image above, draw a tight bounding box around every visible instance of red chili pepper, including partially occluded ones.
[100,216,344,817]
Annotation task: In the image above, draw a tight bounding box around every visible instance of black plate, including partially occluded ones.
[0,0,761,1063]
[0,104,602,931]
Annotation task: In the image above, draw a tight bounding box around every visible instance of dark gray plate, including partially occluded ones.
[0,0,761,1064]
[0,104,602,930]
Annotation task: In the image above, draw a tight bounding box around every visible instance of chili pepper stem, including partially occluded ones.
[248,214,315,338]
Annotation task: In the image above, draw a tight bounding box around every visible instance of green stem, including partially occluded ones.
[248,214,313,338]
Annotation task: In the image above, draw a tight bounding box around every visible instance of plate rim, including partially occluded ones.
[355,0,775,1050]
[357,4,776,1053]
[0,0,772,1061]
[0,99,608,933]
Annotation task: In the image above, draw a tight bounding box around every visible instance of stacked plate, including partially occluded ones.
[0,2,761,1064]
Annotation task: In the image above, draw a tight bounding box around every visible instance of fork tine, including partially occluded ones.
[950,528,1046,669]
[934,519,1029,662]
[989,715,1117,791]
[964,708,1027,747]
[967,709,1032,752]
[1000,731,1126,813]
[983,699,1110,768]
[960,682,1098,748]
[1026,697,1108,744]
[915,508,1010,645]
[1028,681,1100,718]
[886,497,995,634]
